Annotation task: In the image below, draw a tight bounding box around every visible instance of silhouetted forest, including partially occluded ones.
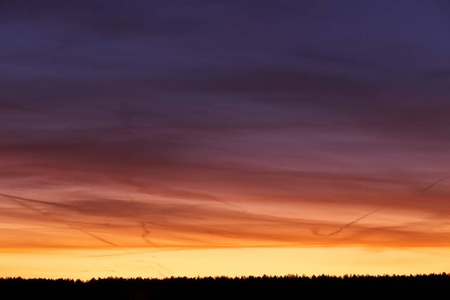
[1,273,449,299]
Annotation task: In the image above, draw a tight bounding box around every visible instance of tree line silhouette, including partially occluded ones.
[1,273,449,299]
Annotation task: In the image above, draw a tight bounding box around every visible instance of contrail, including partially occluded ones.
[420,177,448,192]
[74,227,123,248]
[0,192,75,210]
[139,221,159,247]
[2,192,167,276]
[0,192,123,249]
[328,208,380,237]
[123,193,160,247]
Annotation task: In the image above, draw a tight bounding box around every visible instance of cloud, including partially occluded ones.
[1,129,450,220]
[2,188,450,250]
[1,0,450,254]
[146,66,375,100]
[291,47,377,70]
[0,0,198,36]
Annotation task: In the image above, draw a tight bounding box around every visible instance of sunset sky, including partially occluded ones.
[1,0,450,279]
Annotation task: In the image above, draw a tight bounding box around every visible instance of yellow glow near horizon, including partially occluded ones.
[1,246,449,280]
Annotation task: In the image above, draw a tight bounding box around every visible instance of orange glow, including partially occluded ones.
[2,179,450,279]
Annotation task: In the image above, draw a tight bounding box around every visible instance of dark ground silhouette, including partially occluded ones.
[1,273,449,299]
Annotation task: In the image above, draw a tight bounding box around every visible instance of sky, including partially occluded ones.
[1,0,450,279]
